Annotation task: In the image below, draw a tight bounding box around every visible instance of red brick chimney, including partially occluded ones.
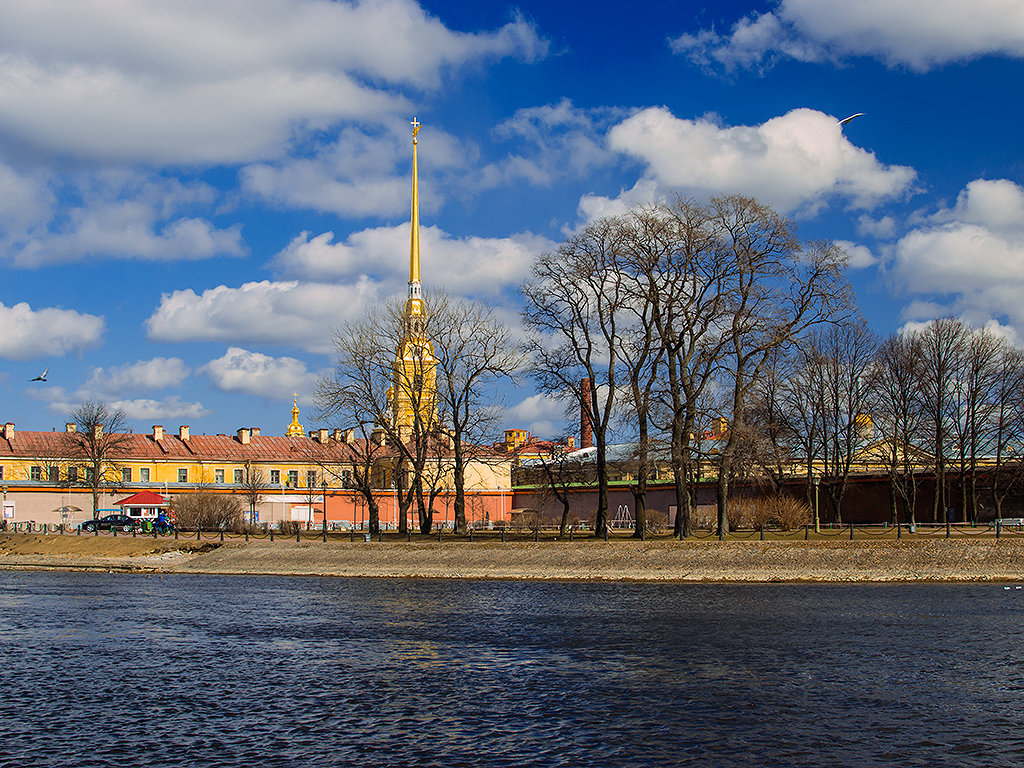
[580,378,594,449]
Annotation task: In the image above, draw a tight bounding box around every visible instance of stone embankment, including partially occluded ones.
[2,533,1024,581]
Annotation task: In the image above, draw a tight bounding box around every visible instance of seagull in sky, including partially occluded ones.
[838,113,865,126]
[30,367,48,382]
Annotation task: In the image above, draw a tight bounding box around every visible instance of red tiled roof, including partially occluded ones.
[0,428,508,463]
[115,491,167,506]
[0,429,365,463]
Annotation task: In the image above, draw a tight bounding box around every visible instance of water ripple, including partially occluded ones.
[1,576,1024,766]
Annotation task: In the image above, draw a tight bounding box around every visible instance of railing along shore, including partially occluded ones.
[4,520,1024,541]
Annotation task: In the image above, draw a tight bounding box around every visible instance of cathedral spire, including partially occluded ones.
[409,116,422,297]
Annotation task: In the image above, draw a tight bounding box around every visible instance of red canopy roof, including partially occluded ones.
[114,491,168,507]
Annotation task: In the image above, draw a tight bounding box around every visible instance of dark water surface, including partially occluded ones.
[1,575,1023,767]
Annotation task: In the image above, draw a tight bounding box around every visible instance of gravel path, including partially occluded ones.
[3,533,1024,581]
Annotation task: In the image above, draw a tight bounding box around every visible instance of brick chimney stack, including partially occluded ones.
[580,378,594,449]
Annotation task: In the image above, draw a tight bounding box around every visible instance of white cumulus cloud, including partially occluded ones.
[83,357,191,398]
[4,172,245,267]
[272,225,552,297]
[605,107,915,214]
[891,179,1024,332]
[0,0,545,165]
[0,301,104,360]
[672,0,1024,73]
[834,240,877,269]
[504,393,570,439]
[201,347,320,399]
[145,279,382,353]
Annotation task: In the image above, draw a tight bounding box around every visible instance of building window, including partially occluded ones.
[178,468,188,483]
[306,470,317,487]
[287,470,298,487]
[122,467,132,483]
[30,466,42,481]
[68,466,78,483]
[214,469,224,484]
[139,467,150,482]
[341,469,352,488]
[48,466,59,483]
[270,469,280,485]
[234,469,244,484]
[0,465,4,480]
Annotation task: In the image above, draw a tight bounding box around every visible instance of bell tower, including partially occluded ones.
[392,117,437,439]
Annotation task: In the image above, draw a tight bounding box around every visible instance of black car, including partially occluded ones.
[80,514,137,533]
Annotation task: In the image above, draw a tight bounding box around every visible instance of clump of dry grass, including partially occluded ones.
[728,496,812,530]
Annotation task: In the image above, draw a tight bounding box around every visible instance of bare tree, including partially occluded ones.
[318,301,431,534]
[647,199,731,538]
[745,348,798,495]
[62,402,133,517]
[949,327,1003,522]
[317,352,393,536]
[429,295,523,534]
[807,320,878,524]
[522,218,628,537]
[527,441,597,536]
[991,345,1024,518]
[869,331,927,526]
[918,318,969,523]
[613,207,670,537]
[239,462,269,526]
[710,196,852,534]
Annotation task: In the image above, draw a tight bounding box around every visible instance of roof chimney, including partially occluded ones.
[179,425,190,441]
[237,427,251,445]
[2,422,13,440]
[92,425,103,440]
[152,425,164,441]
[580,378,594,449]
[317,428,329,444]
[66,422,77,433]
[344,429,355,444]
[250,426,261,437]
[371,427,387,446]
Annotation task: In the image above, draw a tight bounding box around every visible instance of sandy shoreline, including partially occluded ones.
[3,533,1024,582]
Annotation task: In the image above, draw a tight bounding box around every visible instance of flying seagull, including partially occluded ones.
[839,112,865,126]
[30,367,48,382]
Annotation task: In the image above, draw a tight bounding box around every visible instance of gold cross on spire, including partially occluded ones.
[411,116,421,142]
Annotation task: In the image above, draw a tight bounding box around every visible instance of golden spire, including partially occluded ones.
[409,116,421,293]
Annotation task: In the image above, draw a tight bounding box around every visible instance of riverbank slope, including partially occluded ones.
[2,533,1023,581]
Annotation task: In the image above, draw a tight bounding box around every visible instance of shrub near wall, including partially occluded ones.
[727,497,813,530]
[170,491,244,531]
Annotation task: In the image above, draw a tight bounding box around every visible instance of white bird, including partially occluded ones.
[839,113,865,126]
[30,367,48,382]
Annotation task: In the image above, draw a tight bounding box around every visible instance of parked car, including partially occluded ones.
[80,514,137,533]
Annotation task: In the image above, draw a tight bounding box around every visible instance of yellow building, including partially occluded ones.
[0,122,514,531]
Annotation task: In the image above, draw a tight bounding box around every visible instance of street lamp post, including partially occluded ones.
[322,479,328,541]
[813,474,820,534]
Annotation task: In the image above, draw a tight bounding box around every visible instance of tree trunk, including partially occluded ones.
[453,440,467,535]
[716,466,730,536]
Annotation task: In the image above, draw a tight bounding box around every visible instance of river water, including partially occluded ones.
[1,574,1023,767]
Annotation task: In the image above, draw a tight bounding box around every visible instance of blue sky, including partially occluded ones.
[2,0,1023,439]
